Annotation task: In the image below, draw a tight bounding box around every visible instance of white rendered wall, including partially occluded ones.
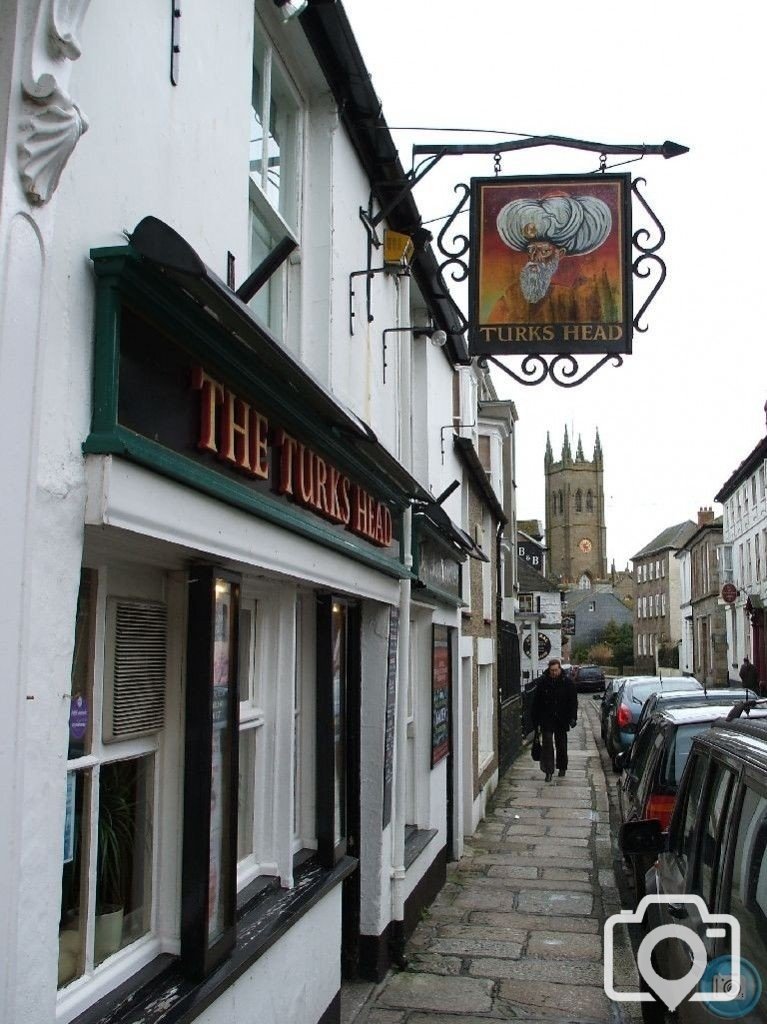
[195,891,341,1024]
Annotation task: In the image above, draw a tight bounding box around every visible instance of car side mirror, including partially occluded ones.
[614,750,628,771]
[592,693,602,701]
[619,819,666,857]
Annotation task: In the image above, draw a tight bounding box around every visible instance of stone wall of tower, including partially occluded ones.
[544,435,607,585]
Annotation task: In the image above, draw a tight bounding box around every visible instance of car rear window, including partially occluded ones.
[659,723,712,788]
[627,682,663,703]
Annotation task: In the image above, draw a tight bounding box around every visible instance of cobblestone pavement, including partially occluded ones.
[344,695,643,1024]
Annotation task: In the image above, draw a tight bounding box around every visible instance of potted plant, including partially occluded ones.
[95,761,137,961]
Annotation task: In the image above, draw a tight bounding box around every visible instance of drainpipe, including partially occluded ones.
[390,503,412,966]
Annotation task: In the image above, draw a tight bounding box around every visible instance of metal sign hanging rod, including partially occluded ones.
[365,135,687,235]
[411,135,688,159]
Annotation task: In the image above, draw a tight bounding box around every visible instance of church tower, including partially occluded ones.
[544,429,607,586]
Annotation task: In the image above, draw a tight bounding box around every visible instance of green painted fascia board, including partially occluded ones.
[83,426,412,580]
[89,247,409,509]
[412,583,466,609]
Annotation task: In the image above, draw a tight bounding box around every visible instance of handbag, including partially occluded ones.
[531,730,542,761]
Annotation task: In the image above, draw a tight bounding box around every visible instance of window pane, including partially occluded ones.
[728,787,767,1017]
[69,569,95,759]
[59,769,90,988]
[237,726,256,863]
[267,61,299,222]
[331,603,347,847]
[671,753,707,872]
[695,765,734,907]
[95,757,153,965]
[209,580,236,946]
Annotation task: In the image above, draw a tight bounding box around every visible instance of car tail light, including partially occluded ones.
[644,794,675,830]
[616,704,631,728]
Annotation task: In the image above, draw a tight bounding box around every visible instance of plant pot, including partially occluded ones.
[94,906,124,962]
[58,928,81,987]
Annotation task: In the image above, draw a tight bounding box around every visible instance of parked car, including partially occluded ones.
[620,712,767,1022]
[617,697,761,900]
[572,664,605,692]
[605,676,703,769]
[634,686,756,736]
[596,676,629,741]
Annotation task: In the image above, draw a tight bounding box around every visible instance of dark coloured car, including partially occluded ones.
[634,686,757,736]
[605,676,703,769]
[617,699,759,900]
[596,676,629,741]
[573,664,605,693]
[620,711,767,1022]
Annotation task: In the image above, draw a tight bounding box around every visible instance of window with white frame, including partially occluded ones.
[661,559,665,578]
[662,593,666,617]
[477,662,494,770]
[249,19,303,337]
[747,539,753,586]
[649,561,654,581]
[59,566,177,1013]
[655,559,660,578]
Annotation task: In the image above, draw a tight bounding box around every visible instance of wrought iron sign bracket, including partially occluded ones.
[359,135,687,244]
[440,422,475,464]
[170,0,181,85]
[349,267,409,336]
[381,326,436,383]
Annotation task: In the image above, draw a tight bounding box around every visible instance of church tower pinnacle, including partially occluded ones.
[562,426,572,464]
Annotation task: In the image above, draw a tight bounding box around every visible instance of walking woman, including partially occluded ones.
[532,658,578,782]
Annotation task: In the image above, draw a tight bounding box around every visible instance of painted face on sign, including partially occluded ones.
[520,243,566,303]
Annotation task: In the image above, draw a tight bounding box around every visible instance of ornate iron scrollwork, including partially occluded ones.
[631,177,667,333]
[486,353,624,389]
[437,183,470,283]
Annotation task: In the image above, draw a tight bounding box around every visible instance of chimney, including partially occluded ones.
[698,506,714,526]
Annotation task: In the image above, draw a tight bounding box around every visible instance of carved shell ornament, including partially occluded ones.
[17,0,93,204]
[18,98,88,205]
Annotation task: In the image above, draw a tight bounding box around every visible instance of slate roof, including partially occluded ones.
[715,435,767,503]
[631,521,696,560]
[517,558,559,593]
[563,590,633,647]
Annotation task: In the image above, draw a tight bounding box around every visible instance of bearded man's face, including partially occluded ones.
[519,242,563,303]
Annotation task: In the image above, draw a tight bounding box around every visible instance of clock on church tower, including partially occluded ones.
[578,537,592,554]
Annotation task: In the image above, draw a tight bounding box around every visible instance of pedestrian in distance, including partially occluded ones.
[531,657,578,782]
[739,656,759,692]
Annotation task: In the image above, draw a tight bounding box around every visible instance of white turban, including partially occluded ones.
[496,194,612,256]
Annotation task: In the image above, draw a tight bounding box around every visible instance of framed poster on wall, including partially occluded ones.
[431,624,451,767]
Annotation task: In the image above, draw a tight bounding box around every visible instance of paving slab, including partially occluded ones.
[377,973,494,1013]
[497,979,614,1020]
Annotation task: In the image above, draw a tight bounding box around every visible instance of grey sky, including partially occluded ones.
[342,0,766,569]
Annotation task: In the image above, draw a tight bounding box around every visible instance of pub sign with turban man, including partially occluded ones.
[468,173,633,355]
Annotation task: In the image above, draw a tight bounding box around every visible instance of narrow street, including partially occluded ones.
[344,696,642,1024]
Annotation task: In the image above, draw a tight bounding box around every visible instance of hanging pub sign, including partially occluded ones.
[468,173,633,356]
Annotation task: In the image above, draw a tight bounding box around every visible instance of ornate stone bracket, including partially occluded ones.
[17,0,93,205]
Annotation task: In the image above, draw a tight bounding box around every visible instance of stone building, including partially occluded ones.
[715,412,767,686]
[675,510,727,686]
[544,429,607,587]
[632,520,696,673]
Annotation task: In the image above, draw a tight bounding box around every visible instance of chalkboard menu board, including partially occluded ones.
[382,607,399,827]
[431,624,451,767]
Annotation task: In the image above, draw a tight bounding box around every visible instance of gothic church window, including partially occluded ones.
[575,490,583,512]
[558,491,563,514]
[586,490,594,512]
